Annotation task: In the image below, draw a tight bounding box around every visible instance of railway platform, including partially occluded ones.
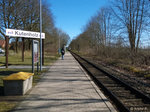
[13,52,116,112]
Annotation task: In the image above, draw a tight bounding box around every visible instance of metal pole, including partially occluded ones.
[37,62,39,73]
[5,36,8,68]
[40,0,42,71]
[42,39,44,65]
[59,37,60,54]
[22,38,25,62]
[32,40,34,73]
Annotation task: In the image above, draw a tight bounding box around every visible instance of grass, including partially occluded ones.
[0,51,59,112]
[0,50,59,66]
[0,102,18,112]
[0,50,32,66]
[32,69,48,86]
[103,59,150,76]
[144,74,150,78]
[79,50,150,79]
[44,53,59,66]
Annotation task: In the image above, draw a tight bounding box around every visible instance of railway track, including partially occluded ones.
[84,57,150,98]
[70,51,150,112]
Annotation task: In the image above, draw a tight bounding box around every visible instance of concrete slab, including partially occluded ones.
[12,52,117,112]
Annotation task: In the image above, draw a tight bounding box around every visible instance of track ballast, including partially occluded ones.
[70,51,150,112]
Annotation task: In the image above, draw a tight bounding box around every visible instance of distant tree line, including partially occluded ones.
[0,0,70,54]
[69,0,150,65]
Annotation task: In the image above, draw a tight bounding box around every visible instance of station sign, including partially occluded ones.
[6,29,45,39]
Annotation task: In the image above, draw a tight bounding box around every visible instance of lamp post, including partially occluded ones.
[40,0,42,71]
[59,37,60,54]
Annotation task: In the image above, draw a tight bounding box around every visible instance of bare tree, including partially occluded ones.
[0,0,15,37]
[0,0,71,55]
[80,7,114,54]
[111,0,150,54]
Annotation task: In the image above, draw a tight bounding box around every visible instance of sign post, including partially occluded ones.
[40,0,43,71]
[42,39,44,65]
[32,40,39,73]
[22,38,25,62]
[5,36,9,68]
[5,29,45,69]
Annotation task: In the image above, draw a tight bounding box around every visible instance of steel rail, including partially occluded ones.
[70,51,150,112]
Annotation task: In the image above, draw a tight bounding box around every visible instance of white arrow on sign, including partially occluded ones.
[6,29,45,39]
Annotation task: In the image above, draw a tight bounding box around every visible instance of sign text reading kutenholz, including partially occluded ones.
[6,29,45,39]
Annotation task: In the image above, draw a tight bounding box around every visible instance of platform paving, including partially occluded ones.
[12,52,117,112]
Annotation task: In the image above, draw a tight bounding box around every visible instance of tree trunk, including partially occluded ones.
[15,38,18,53]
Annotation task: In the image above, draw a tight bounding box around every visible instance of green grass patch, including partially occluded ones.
[0,51,59,66]
[32,69,48,86]
[44,53,59,66]
[0,102,18,112]
[0,51,32,66]
[144,74,150,78]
